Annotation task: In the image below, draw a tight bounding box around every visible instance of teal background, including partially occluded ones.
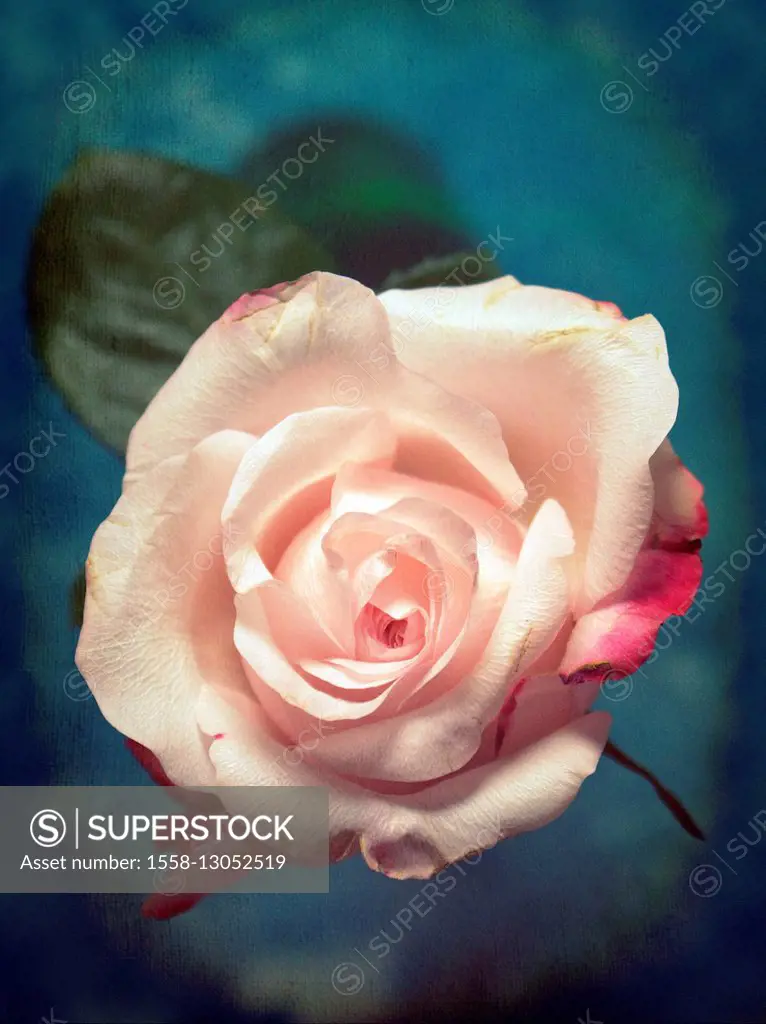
[1,1,764,1020]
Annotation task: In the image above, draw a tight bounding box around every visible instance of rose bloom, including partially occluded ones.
[77,271,706,910]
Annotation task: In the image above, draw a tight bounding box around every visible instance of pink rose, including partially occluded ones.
[76,271,706,911]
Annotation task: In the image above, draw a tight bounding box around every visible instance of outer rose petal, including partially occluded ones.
[649,439,709,547]
[126,272,526,511]
[142,892,206,921]
[498,673,602,756]
[125,738,174,787]
[76,430,255,787]
[197,682,611,879]
[378,276,679,614]
[560,440,707,685]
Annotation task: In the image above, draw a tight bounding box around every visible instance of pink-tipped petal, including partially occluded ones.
[141,891,206,920]
[560,440,707,685]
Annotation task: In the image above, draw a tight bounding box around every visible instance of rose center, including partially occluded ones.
[360,602,419,651]
[362,603,409,650]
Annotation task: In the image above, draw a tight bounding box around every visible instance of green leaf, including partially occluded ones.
[27,148,335,455]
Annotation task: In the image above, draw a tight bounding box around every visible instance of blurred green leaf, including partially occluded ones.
[240,116,474,290]
[27,148,335,455]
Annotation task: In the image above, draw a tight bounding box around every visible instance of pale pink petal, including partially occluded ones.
[369,497,478,576]
[331,464,523,564]
[320,511,476,673]
[301,654,418,689]
[221,406,397,595]
[379,277,679,613]
[126,271,526,510]
[76,430,255,786]
[197,684,611,878]
[357,711,611,879]
[329,465,522,707]
[497,673,601,756]
[233,581,393,727]
[323,513,475,707]
[126,274,390,479]
[304,499,574,782]
[236,511,476,743]
[277,510,392,652]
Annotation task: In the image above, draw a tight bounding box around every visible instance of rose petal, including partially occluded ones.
[76,430,255,787]
[142,892,206,920]
[221,406,398,595]
[559,441,707,685]
[233,512,476,738]
[126,273,525,510]
[649,439,709,548]
[126,274,387,478]
[379,276,679,614]
[197,683,610,879]
[303,499,574,782]
[328,465,522,710]
[234,581,391,724]
[498,673,602,755]
[559,546,703,686]
[320,510,476,676]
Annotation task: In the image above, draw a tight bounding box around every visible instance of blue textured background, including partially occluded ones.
[1,1,765,1020]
